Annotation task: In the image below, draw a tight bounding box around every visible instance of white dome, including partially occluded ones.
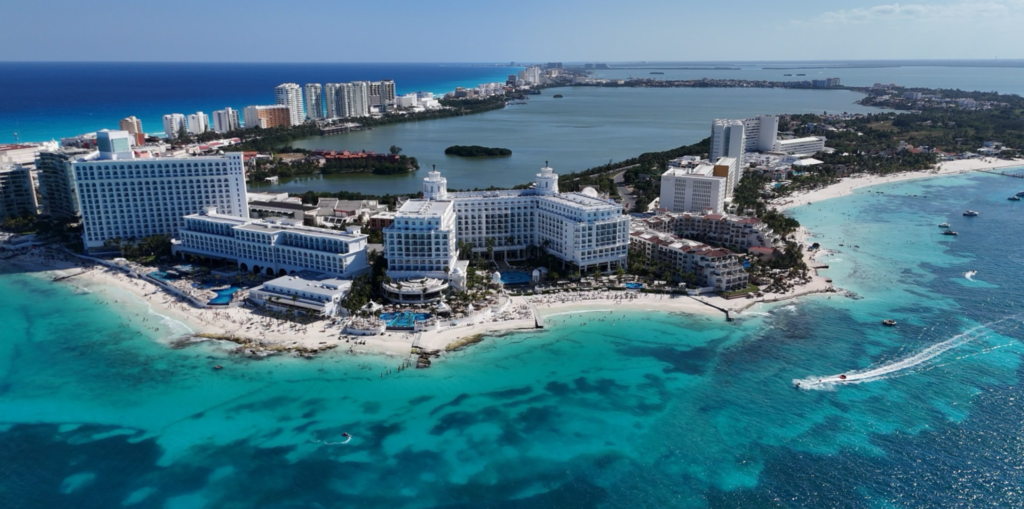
[581,187,599,197]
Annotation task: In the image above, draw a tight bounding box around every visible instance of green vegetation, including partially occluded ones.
[102,235,173,263]
[246,149,419,182]
[444,145,513,157]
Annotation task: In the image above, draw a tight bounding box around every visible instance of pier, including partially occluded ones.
[977,169,1024,179]
[688,296,733,321]
[52,268,94,281]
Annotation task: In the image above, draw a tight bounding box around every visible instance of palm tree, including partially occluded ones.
[485,237,496,262]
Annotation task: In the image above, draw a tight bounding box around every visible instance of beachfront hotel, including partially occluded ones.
[385,166,631,284]
[172,208,369,278]
[638,210,779,251]
[659,158,729,214]
[73,131,248,249]
[628,231,749,292]
[709,120,746,195]
[772,136,827,157]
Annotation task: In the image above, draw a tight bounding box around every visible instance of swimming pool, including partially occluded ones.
[148,271,180,283]
[624,282,643,289]
[500,271,532,285]
[208,286,241,306]
[380,311,432,329]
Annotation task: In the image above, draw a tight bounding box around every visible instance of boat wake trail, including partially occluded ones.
[964,270,977,281]
[794,316,1020,391]
[310,433,352,445]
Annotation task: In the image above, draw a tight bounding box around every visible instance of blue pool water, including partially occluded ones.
[207,287,241,306]
[500,271,532,285]
[624,282,643,289]
[148,271,176,283]
[380,311,432,329]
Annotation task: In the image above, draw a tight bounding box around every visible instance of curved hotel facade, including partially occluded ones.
[385,166,630,282]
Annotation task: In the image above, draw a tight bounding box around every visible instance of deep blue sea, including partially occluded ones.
[1,170,1022,507]
[4,61,1024,145]
[0,63,520,143]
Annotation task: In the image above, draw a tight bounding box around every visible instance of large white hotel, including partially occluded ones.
[172,209,369,278]
[384,166,630,281]
[73,130,248,249]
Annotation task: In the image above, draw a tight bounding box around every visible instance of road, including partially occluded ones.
[613,170,637,212]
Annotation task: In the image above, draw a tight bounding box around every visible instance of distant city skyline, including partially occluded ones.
[2,0,1022,62]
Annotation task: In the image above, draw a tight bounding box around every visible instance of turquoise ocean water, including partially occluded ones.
[1,170,1023,507]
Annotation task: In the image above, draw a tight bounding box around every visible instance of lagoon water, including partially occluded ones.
[266,87,882,195]
[2,170,1022,507]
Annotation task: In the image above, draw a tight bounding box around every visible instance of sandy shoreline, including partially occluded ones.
[775,157,1024,211]
[6,158,1013,361]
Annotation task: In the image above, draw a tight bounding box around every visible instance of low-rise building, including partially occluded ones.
[629,231,749,292]
[249,271,352,317]
[242,105,291,129]
[640,211,778,251]
[772,136,827,157]
[1,142,59,167]
[173,208,369,278]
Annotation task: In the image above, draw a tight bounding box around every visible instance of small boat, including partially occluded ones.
[943,230,959,236]
[1009,196,1021,201]
[882,319,897,326]
[342,432,351,438]
[963,210,979,216]
[839,374,847,380]
[1016,191,1024,197]
[649,72,664,75]
[553,94,563,98]
[784,74,793,76]
[938,223,950,228]
[214,365,223,370]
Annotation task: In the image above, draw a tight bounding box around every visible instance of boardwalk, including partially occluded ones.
[977,169,1024,179]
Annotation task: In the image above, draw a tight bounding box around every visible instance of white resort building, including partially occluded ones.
[772,136,827,157]
[74,132,248,249]
[249,271,352,317]
[660,159,729,213]
[172,208,369,278]
[384,166,630,291]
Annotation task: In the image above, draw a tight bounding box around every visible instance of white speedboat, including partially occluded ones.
[938,223,950,228]
[963,210,979,217]
[1009,196,1021,201]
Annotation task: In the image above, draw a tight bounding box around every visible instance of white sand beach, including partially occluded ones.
[775,157,1024,211]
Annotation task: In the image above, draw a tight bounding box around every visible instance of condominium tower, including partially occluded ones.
[0,164,39,219]
[274,83,305,126]
[118,116,144,145]
[187,112,209,135]
[212,108,241,133]
[243,105,291,129]
[303,84,324,120]
[162,113,187,139]
[36,147,96,219]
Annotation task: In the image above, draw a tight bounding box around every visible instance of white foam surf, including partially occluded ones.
[794,316,1019,391]
[310,433,352,445]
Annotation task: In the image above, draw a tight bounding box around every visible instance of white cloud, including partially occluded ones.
[808,0,1024,24]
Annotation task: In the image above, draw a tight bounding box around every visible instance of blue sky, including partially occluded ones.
[2,0,1021,62]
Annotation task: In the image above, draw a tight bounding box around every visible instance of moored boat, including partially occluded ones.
[938,223,950,228]
[1009,196,1021,201]
[943,230,959,236]
[882,319,897,326]
[963,210,979,217]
